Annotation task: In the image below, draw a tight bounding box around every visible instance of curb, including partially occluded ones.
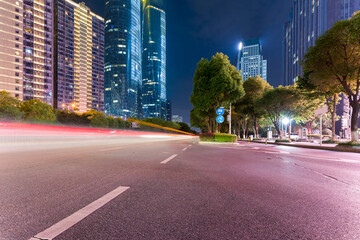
[199,141,239,145]
[239,139,360,153]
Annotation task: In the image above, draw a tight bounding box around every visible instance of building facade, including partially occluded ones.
[142,0,167,119]
[104,0,142,119]
[237,39,267,81]
[55,0,104,113]
[172,115,183,123]
[0,0,23,99]
[22,0,53,105]
[283,0,360,86]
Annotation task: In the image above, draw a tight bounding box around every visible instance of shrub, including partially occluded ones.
[322,139,339,144]
[214,133,237,142]
[337,141,360,147]
[275,139,291,143]
[307,134,331,138]
[82,110,109,128]
[143,117,180,130]
[199,133,215,141]
[21,99,56,122]
[0,91,22,120]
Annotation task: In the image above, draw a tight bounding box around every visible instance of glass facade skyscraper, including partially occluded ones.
[104,0,142,119]
[237,39,267,81]
[141,0,167,119]
[283,0,360,86]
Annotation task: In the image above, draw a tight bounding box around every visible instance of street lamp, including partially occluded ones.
[237,42,243,71]
[282,117,291,139]
[282,117,290,125]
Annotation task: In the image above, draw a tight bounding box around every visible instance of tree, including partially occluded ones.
[256,86,320,139]
[190,53,244,133]
[177,122,192,133]
[143,118,180,130]
[238,76,273,138]
[0,91,22,120]
[303,14,360,141]
[297,72,338,139]
[82,110,109,128]
[21,99,56,122]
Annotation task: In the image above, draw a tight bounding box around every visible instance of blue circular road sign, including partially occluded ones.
[216,116,225,124]
[216,108,225,116]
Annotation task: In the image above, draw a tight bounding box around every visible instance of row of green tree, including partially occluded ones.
[0,90,194,134]
[191,12,360,142]
[190,55,321,139]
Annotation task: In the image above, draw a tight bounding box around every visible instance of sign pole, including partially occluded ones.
[320,113,323,146]
[229,103,232,135]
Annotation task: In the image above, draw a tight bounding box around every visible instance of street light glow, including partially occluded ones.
[282,117,290,125]
[238,42,243,51]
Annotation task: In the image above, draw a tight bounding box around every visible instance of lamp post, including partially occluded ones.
[282,117,290,139]
[230,42,243,135]
[237,42,243,72]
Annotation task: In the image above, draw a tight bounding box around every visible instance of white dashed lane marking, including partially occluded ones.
[30,186,129,240]
[161,154,178,164]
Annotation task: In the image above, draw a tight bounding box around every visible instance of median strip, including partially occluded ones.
[161,154,178,164]
[30,186,129,240]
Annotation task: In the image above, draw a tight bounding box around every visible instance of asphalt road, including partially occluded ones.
[1,135,360,240]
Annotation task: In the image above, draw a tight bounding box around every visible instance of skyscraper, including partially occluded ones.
[237,39,267,81]
[141,0,167,119]
[23,0,53,105]
[0,0,23,99]
[55,0,104,113]
[104,0,142,119]
[283,0,360,86]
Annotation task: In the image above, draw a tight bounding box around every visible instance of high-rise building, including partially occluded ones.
[165,99,171,121]
[104,0,142,119]
[0,0,23,99]
[172,115,183,123]
[283,0,360,138]
[55,0,104,113]
[283,0,360,86]
[142,0,167,119]
[237,39,267,81]
[22,0,53,105]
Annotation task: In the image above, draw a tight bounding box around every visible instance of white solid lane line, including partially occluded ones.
[161,154,178,164]
[30,186,130,240]
[99,147,123,152]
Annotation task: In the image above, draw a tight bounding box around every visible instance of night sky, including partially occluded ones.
[81,0,293,124]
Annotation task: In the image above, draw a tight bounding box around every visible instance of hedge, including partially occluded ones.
[200,133,237,142]
[337,141,360,147]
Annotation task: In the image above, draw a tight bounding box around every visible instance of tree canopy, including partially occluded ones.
[0,91,22,120]
[236,76,272,137]
[190,53,244,133]
[302,13,360,141]
[20,99,56,122]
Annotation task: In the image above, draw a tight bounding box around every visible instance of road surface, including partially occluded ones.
[1,130,360,239]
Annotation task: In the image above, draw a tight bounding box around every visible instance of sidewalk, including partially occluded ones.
[240,139,360,153]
